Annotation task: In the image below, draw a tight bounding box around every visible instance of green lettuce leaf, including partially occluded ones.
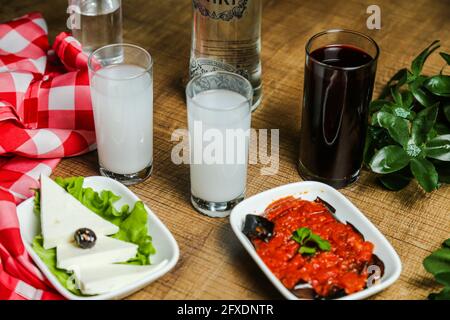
[32,176,156,295]
[33,189,40,216]
[423,239,450,300]
[31,235,81,295]
[112,202,156,265]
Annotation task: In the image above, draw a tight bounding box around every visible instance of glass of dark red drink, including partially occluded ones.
[298,29,379,188]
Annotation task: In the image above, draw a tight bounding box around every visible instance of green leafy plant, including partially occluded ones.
[292,227,331,255]
[423,239,450,300]
[365,41,450,192]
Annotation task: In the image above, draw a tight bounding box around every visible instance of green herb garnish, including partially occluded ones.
[423,238,450,300]
[364,40,450,192]
[292,227,331,256]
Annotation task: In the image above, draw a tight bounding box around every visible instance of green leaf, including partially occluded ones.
[411,40,440,77]
[440,52,450,65]
[55,176,84,201]
[390,106,415,120]
[401,91,414,109]
[435,272,450,287]
[425,134,450,161]
[378,172,412,191]
[379,68,408,99]
[444,104,450,123]
[427,128,438,140]
[424,75,450,97]
[310,234,331,251]
[410,158,439,192]
[435,162,450,183]
[369,145,410,174]
[364,126,398,166]
[368,126,397,149]
[112,201,156,264]
[409,76,437,107]
[369,100,393,113]
[429,287,450,300]
[406,141,424,158]
[299,246,317,255]
[435,122,450,135]
[33,189,40,216]
[292,227,312,244]
[411,104,439,145]
[424,240,450,300]
[32,236,81,295]
[373,111,410,147]
[391,87,403,106]
[423,247,450,275]
[292,227,331,256]
[376,95,415,119]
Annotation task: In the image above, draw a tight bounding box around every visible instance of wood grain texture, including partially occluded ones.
[1,0,449,300]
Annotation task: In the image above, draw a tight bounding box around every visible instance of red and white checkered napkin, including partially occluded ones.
[0,12,97,300]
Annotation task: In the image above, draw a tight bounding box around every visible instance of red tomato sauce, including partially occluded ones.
[252,196,374,298]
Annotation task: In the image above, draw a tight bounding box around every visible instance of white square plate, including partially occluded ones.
[229,181,402,300]
[17,176,180,300]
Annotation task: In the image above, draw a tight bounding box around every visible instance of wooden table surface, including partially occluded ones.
[1,0,449,300]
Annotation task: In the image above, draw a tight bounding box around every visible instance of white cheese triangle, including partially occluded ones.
[74,260,168,295]
[57,236,138,270]
[40,175,119,249]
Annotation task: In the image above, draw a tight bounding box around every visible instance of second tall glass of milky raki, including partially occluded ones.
[88,44,153,185]
[186,71,253,218]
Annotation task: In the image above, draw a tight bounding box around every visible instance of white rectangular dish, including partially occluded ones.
[229,181,402,300]
[17,176,180,300]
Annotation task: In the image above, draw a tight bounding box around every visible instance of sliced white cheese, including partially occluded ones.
[40,174,119,249]
[74,260,168,295]
[57,236,138,270]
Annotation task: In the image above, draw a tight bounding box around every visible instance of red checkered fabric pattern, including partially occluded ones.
[0,12,48,75]
[0,12,96,300]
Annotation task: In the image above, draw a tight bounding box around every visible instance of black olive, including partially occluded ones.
[242,214,275,243]
[74,228,97,249]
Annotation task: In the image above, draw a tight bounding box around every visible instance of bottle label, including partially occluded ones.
[190,58,249,79]
[193,0,248,21]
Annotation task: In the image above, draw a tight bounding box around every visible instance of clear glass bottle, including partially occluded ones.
[190,0,262,111]
[68,0,123,56]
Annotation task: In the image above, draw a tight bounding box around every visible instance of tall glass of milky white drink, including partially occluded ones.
[186,71,253,217]
[88,44,153,185]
